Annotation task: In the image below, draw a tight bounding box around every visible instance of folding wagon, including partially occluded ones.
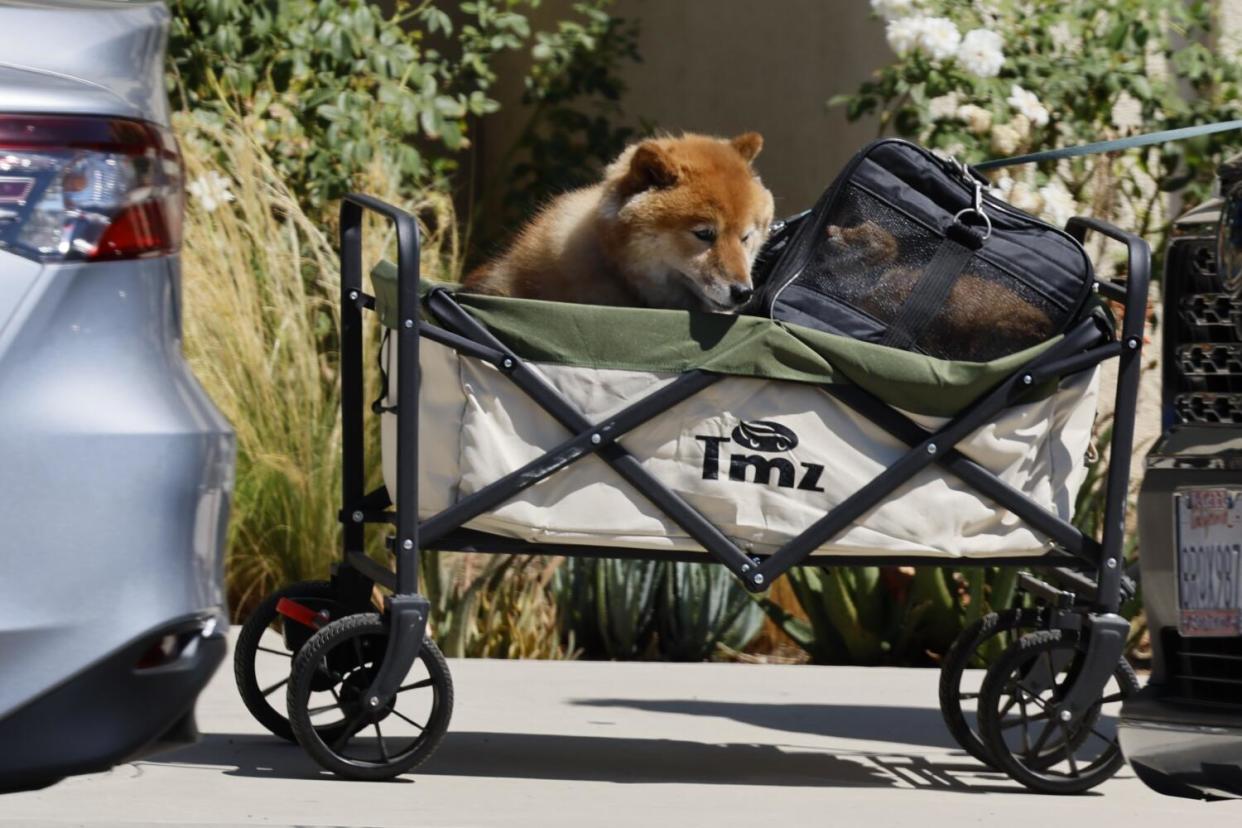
[234,185,1151,794]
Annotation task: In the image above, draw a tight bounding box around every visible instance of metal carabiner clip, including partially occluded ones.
[953,179,993,240]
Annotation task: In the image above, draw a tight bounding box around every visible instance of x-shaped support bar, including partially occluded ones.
[424,288,1109,592]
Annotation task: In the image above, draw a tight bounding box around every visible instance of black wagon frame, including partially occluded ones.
[335,193,1150,724]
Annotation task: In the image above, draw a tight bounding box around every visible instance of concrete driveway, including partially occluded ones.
[2,638,1239,828]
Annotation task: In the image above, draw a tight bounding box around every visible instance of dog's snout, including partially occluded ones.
[730,284,754,305]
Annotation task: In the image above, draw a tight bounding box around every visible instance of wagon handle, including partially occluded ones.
[1065,214,1151,614]
[1065,215,1151,336]
[338,193,422,592]
[340,193,422,293]
[337,194,429,712]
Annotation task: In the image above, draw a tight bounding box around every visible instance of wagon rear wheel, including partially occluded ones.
[977,629,1139,794]
[234,580,348,742]
[938,607,1042,768]
[287,613,453,780]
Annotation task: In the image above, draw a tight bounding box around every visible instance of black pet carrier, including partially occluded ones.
[757,139,1096,362]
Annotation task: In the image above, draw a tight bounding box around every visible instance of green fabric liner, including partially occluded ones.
[371,260,1061,417]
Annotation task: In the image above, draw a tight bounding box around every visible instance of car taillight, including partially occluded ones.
[0,114,182,262]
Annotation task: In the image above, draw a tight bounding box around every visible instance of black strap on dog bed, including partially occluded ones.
[372,329,398,415]
[880,229,979,351]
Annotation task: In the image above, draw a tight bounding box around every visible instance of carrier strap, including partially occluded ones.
[976,118,1242,170]
[880,236,975,352]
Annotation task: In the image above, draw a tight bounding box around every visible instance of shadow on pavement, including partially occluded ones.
[138,733,412,784]
[144,731,1027,793]
[570,699,962,749]
[421,731,1020,791]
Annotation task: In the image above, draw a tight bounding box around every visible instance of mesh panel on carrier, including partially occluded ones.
[759,140,1095,362]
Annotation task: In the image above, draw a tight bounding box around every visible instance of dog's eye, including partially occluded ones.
[692,228,716,243]
[741,230,753,243]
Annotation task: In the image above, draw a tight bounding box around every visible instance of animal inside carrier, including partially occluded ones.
[233,146,1151,793]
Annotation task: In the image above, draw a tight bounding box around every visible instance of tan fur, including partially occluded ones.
[463,133,775,312]
[826,220,1053,361]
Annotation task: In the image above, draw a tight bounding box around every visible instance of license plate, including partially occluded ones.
[1175,489,1242,636]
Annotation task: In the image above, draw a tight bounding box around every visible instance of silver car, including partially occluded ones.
[0,0,233,792]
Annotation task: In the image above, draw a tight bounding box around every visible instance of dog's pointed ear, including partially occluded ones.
[730,132,764,163]
[618,141,678,196]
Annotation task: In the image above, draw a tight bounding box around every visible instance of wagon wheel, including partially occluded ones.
[977,629,1139,794]
[234,580,352,742]
[287,613,453,780]
[938,607,1043,768]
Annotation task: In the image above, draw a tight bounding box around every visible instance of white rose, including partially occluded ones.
[928,92,961,121]
[187,171,235,213]
[1048,20,1078,52]
[1009,182,1045,214]
[1146,50,1168,81]
[991,174,1015,199]
[956,28,1004,78]
[870,0,916,20]
[990,124,1022,156]
[918,16,962,62]
[1007,84,1050,128]
[1111,90,1143,134]
[956,104,993,135]
[885,16,924,57]
[1039,179,1078,228]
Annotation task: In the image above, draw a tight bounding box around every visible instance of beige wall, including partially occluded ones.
[477,0,887,217]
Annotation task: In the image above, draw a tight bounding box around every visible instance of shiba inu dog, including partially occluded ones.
[463,132,775,312]
[825,220,1053,361]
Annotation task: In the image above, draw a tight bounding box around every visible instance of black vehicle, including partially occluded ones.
[1119,154,1242,800]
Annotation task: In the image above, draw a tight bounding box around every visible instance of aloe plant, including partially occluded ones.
[422,551,569,659]
[556,558,764,660]
[556,558,661,659]
[656,563,763,661]
[763,565,996,666]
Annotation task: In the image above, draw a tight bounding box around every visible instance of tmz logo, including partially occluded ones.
[694,420,825,492]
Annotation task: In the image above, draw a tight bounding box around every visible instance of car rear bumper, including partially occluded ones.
[0,614,226,793]
[0,252,235,787]
[1120,688,1242,800]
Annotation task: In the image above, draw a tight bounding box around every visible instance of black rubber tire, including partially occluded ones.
[978,629,1140,795]
[287,613,454,781]
[938,607,1042,768]
[233,580,345,742]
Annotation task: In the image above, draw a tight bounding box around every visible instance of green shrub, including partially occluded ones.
[170,0,512,207]
[499,6,640,227]
[170,0,640,219]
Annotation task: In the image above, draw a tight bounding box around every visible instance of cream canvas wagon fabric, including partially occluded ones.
[380,337,1099,559]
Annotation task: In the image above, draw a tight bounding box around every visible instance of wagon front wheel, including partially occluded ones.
[977,629,1138,794]
[287,613,453,780]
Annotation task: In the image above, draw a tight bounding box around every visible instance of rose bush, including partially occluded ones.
[836,0,1242,251]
